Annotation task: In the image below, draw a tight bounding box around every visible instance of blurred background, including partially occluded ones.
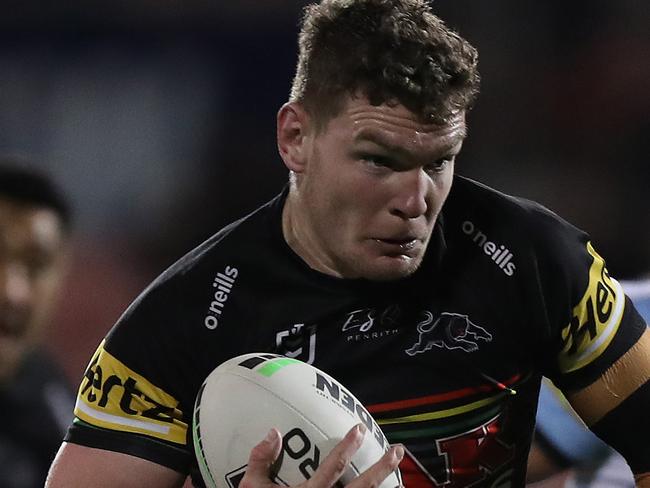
[0,0,648,385]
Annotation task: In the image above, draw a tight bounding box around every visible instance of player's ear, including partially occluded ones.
[277,102,311,174]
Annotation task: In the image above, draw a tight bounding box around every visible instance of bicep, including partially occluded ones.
[567,327,650,480]
[567,326,650,425]
[46,442,187,488]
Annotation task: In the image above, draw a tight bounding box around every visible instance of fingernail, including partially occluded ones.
[356,423,367,437]
[393,445,404,461]
[265,429,276,444]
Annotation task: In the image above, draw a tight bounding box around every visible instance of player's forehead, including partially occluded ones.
[330,95,467,155]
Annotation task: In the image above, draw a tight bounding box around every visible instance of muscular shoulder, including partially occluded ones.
[441,177,592,346]
[121,193,280,320]
[444,177,642,388]
[445,176,585,248]
[442,176,591,281]
[67,192,286,469]
[152,193,281,291]
[100,192,284,392]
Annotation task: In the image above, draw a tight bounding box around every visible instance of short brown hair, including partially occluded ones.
[290,0,480,128]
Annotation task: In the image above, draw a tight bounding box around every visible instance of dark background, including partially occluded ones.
[0,0,647,383]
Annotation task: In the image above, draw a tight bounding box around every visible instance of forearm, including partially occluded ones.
[47,442,186,488]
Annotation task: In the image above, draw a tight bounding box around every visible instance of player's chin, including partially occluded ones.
[360,254,423,281]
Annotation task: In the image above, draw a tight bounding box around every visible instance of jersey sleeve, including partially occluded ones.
[66,339,192,472]
[64,266,205,474]
[530,207,647,392]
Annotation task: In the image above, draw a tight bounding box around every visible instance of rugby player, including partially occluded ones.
[47,1,650,487]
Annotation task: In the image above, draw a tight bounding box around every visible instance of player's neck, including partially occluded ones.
[281,192,343,279]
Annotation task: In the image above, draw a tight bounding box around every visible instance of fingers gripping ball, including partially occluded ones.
[193,353,402,488]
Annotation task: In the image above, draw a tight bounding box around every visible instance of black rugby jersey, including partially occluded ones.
[66,175,646,487]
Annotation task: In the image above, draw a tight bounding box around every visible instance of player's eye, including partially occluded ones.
[362,154,396,171]
[424,157,452,174]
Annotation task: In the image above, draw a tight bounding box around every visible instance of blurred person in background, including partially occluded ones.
[0,163,75,487]
[46,0,650,487]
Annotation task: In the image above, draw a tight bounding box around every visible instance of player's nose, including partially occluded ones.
[389,169,428,219]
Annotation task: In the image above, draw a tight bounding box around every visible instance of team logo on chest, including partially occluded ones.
[406,312,492,355]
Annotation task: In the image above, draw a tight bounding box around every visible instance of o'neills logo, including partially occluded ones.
[204,265,239,330]
[462,221,516,276]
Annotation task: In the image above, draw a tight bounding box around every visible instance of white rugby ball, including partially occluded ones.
[193,353,401,488]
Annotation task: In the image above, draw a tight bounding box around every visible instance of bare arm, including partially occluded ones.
[568,327,650,487]
[46,442,187,488]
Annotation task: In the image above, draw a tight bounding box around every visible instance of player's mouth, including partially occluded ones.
[373,237,421,255]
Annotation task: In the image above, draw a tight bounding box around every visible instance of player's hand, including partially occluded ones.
[239,424,404,488]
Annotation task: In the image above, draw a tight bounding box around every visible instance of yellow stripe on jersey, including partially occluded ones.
[74,341,187,445]
[559,242,625,374]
